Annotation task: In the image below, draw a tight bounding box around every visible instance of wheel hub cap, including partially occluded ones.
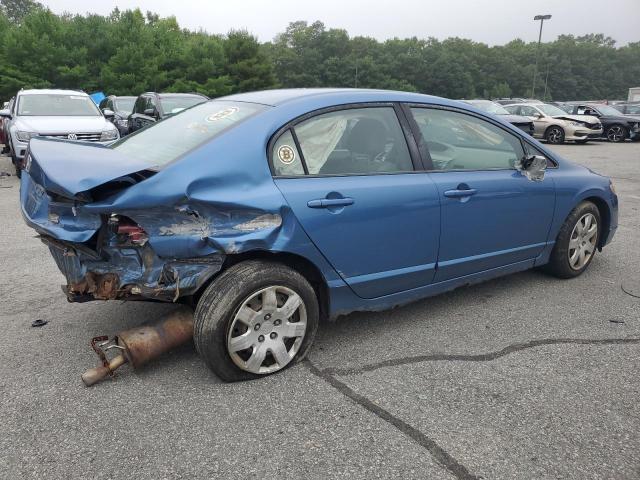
[227,285,307,374]
[568,213,598,270]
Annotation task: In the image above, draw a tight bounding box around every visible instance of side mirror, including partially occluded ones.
[0,109,11,119]
[517,155,546,182]
[143,108,156,117]
[533,112,543,119]
[102,108,115,119]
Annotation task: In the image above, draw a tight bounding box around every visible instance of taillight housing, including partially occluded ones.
[110,215,148,246]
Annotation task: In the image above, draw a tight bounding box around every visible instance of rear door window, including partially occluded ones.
[282,107,413,176]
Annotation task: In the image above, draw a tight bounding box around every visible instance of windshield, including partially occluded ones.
[111,101,266,167]
[161,95,207,115]
[596,105,623,116]
[468,101,510,115]
[536,104,567,116]
[114,97,135,113]
[18,94,101,116]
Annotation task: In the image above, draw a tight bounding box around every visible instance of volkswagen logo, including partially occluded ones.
[67,133,78,140]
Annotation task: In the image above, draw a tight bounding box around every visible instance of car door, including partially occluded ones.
[518,105,547,136]
[272,105,441,299]
[407,106,555,282]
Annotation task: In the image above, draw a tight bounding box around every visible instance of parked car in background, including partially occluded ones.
[462,99,534,135]
[504,102,602,144]
[19,88,617,381]
[565,103,640,142]
[494,98,541,105]
[0,99,10,149]
[128,92,208,133]
[99,95,136,136]
[0,89,119,177]
[610,102,640,117]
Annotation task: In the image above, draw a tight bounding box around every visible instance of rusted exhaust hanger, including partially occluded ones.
[81,307,194,387]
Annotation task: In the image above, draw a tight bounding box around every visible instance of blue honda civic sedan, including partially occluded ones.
[20,88,618,381]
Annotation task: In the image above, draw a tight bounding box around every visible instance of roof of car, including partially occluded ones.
[220,88,447,107]
[18,89,87,96]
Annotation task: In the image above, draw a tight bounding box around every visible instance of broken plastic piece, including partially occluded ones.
[31,319,48,327]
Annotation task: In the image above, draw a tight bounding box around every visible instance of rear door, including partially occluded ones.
[407,106,555,282]
[273,105,441,299]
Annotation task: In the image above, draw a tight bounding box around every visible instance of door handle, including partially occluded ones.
[307,197,354,208]
[444,188,477,198]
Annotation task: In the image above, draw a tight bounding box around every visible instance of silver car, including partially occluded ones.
[0,89,119,177]
[504,102,603,144]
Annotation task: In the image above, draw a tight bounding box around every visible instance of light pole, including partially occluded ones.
[531,14,551,99]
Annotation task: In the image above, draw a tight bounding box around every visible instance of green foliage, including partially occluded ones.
[0,6,276,100]
[0,9,637,103]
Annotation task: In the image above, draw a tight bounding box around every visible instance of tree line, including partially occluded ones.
[1,0,638,103]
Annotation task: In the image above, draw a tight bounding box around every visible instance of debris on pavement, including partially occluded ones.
[81,306,194,386]
[31,319,48,327]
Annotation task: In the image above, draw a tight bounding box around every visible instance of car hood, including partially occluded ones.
[15,115,111,134]
[499,114,532,124]
[552,114,600,124]
[600,114,640,123]
[26,137,154,199]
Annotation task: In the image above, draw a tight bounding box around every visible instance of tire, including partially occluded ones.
[9,140,21,179]
[545,125,565,144]
[194,260,319,382]
[606,125,627,143]
[543,201,601,279]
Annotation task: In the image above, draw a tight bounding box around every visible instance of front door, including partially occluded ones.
[272,105,441,299]
[408,106,556,282]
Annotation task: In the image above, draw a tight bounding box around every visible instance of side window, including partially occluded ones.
[504,105,520,115]
[410,108,524,171]
[292,107,413,175]
[272,130,304,176]
[133,97,144,114]
[147,96,157,113]
[519,106,538,117]
[99,98,107,110]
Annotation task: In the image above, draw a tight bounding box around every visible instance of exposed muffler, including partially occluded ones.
[81,306,194,387]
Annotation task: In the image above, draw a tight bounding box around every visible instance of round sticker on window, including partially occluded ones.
[277,145,296,164]
[206,107,239,122]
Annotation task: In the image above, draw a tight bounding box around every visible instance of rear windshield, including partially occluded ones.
[18,94,100,116]
[469,101,509,115]
[161,95,207,115]
[111,101,266,167]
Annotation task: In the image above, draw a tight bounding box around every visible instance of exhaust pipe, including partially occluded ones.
[81,306,194,387]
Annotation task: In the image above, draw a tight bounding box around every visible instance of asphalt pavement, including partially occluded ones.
[0,141,638,479]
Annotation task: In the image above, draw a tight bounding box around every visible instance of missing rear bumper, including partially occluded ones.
[41,235,225,303]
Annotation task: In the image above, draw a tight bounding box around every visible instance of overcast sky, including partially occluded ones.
[40,0,640,46]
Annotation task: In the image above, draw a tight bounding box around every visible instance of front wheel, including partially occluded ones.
[545,126,565,144]
[606,125,627,143]
[194,260,319,382]
[543,201,601,279]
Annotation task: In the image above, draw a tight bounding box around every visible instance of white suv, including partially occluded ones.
[0,89,119,177]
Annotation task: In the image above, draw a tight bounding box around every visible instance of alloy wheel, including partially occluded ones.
[227,285,307,374]
[547,127,563,144]
[607,126,625,142]
[568,213,598,270]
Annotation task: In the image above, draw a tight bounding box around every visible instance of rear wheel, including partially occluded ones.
[545,126,565,144]
[606,125,627,143]
[544,201,601,279]
[194,260,319,382]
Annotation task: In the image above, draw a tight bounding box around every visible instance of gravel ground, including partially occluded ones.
[0,140,638,479]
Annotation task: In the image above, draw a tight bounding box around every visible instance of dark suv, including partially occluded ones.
[99,95,136,136]
[128,92,208,133]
